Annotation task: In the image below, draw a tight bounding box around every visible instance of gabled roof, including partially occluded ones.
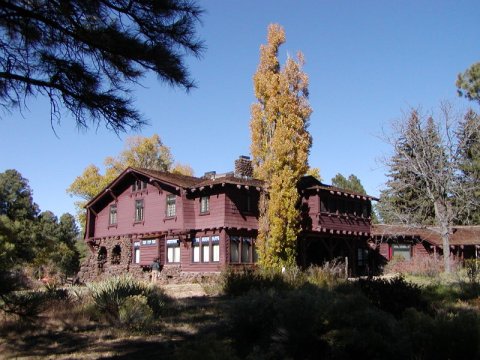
[134,168,201,188]
[85,167,201,209]
[372,224,480,246]
[192,174,264,190]
[300,176,378,201]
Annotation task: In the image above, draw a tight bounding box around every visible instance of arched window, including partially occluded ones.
[97,246,107,270]
[111,244,121,264]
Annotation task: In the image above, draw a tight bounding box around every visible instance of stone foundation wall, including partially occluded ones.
[78,236,221,285]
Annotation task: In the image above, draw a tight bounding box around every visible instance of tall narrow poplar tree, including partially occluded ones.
[250,24,312,269]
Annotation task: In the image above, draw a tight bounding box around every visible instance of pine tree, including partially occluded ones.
[457,62,480,106]
[456,110,480,223]
[380,106,478,272]
[250,24,312,269]
[0,0,204,132]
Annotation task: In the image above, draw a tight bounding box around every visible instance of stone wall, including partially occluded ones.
[78,236,221,285]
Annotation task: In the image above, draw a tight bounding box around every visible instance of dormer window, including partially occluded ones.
[109,204,117,225]
[132,180,147,192]
[166,194,176,217]
[135,199,144,222]
[200,196,210,214]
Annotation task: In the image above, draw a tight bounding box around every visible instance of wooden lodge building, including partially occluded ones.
[78,156,377,283]
[372,224,480,263]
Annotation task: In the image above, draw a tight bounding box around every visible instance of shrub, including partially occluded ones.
[400,308,480,359]
[355,276,427,317]
[384,254,458,277]
[222,268,291,297]
[118,295,154,329]
[306,260,346,288]
[464,259,480,283]
[0,290,49,319]
[88,275,170,324]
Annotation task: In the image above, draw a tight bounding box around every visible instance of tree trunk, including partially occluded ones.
[434,200,451,273]
[440,225,451,273]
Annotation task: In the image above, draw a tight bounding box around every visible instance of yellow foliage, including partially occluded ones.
[250,24,312,269]
[67,134,184,234]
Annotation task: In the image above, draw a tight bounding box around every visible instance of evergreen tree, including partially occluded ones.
[250,24,312,269]
[331,173,367,195]
[380,106,479,272]
[0,169,39,221]
[378,112,436,225]
[0,170,79,281]
[0,0,204,132]
[457,62,480,106]
[456,109,480,223]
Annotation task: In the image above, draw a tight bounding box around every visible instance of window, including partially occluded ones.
[357,248,369,267]
[362,203,369,218]
[135,199,144,222]
[200,196,210,214]
[201,236,210,262]
[133,241,140,264]
[253,245,259,263]
[109,204,117,225]
[111,245,121,264]
[241,237,251,263]
[212,236,220,262]
[166,194,176,217]
[167,239,180,263]
[229,236,256,264]
[391,244,411,261]
[320,196,327,213]
[244,193,252,212]
[132,180,147,192]
[192,238,200,262]
[141,239,156,245]
[230,236,240,262]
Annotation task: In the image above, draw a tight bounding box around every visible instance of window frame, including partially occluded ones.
[134,199,144,222]
[109,204,118,225]
[201,236,210,262]
[200,196,210,214]
[166,194,176,217]
[166,239,180,263]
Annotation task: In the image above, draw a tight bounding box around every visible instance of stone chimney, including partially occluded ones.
[234,155,253,178]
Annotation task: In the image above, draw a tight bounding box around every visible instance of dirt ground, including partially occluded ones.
[0,284,224,360]
[160,283,208,298]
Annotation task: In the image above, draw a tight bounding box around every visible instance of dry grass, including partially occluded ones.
[0,284,225,360]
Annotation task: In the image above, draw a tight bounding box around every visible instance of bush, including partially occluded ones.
[0,290,49,319]
[464,259,480,283]
[118,295,154,329]
[355,276,427,317]
[88,275,170,324]
[306,260,346,288]
[400,308,480,359]
[384,254,458,277]
[222,268,291,297]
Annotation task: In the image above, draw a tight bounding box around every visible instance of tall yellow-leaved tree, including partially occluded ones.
[250,24,312,269]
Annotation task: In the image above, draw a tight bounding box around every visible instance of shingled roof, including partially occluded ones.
[372,224,480,246]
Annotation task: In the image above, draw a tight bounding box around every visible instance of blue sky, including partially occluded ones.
[1,0,479,218]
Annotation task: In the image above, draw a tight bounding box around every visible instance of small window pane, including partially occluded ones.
[166,194,176,217]
[241,238,251,263]
[109,204,117,225]
[192,238,200,262]
[135,199,144,221]
[202,237,210,262]
[230,236,239,263]
[213,244,220,262]
[200,196,210,213]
